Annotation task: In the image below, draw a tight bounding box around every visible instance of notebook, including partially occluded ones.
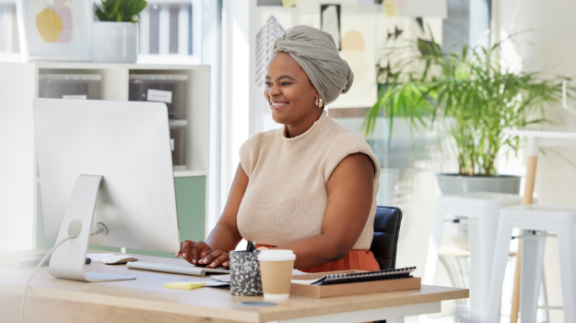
[292,266,416,286]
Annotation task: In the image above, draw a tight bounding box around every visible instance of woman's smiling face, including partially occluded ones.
[264,52,320,126]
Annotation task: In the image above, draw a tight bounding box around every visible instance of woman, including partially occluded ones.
[177,25,381,273]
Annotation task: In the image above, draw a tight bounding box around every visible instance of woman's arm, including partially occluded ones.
[178,163,248,266]
[278,153,375,269]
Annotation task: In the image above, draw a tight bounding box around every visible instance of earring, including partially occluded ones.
[318,98,324,108]
[315,98,319,107]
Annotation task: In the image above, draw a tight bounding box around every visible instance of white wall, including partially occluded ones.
[201,0,222,233]
[0,63,36,252]
[220,0,251,215]
[494,0,576,322]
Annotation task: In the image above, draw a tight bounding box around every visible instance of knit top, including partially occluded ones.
[237,111,381,250]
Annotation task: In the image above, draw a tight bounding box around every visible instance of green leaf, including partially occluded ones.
[94,5,108,21]
[95,0,147,22]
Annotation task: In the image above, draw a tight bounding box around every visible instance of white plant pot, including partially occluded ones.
[436,173,521,195]
[91,22,137,63]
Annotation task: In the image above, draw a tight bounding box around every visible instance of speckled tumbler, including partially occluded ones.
[230,251,263,296]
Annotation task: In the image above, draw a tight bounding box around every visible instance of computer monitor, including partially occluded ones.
[33,98,180,282]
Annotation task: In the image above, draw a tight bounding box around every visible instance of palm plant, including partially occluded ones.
[94,0,147,23]
[363,38,569,176]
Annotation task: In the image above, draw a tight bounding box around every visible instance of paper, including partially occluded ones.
[86,253,116,262]
[147,89,173,104]
[281,0,297,7]
[292,269,307,275]
[254,13,288,87]
[164,281,206,290]
[210,274,231,282]
[383,0,447,19]
[205,281,230,287]
[329,11,377,108]
[321,5,341,50]
[210,270,305,287]
[383,0,399,17]
[291,278,322,285]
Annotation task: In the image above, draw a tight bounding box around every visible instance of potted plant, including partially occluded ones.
[91,0,147,62]
[363,39,568,194]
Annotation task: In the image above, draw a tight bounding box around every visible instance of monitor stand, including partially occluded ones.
[48,174,136,282]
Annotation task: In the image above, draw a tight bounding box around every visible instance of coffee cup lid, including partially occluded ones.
[257,249,296,261]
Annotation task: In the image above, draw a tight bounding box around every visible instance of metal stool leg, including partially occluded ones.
[557,225,576,323]
[519,230,546,323]
[486,218,515,323]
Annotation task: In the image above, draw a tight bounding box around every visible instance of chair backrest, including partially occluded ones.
[370,206,403,270]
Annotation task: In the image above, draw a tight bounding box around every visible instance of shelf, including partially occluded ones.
[33,63,211,174]
[34,62,210,71]
[173,170,206,177]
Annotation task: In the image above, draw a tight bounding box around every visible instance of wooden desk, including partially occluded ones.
[0,251,468,323]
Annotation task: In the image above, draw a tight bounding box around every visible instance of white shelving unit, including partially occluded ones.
[0,62,211,251]
[34,62,211,176]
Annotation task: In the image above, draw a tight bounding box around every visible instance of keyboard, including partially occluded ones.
[127,261,230,277]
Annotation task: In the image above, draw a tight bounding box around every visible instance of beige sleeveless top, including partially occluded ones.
[237,112,381,250]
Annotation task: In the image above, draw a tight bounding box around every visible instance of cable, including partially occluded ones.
[21,235,75,323]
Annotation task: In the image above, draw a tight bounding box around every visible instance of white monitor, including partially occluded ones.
[33,98,180,282]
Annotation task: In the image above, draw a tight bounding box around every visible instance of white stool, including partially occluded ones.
[423,193,522,321]
[487,205,576,323]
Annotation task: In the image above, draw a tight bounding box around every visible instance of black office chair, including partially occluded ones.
[370,206,403,270]
[371,206,402,323]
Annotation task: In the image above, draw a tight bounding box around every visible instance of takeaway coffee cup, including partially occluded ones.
[230,251,263,296]
[257,250,296,300]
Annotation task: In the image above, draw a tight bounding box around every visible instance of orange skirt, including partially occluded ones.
[255,245,380,273]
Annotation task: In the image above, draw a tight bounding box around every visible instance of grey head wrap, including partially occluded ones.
[272,25,354,105]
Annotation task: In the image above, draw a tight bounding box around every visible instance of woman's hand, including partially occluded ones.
[199,250,230,268]
[176,240,211,264]
[177,240,230,268]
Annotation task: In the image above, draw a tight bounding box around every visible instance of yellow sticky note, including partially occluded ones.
[164,281,206,290]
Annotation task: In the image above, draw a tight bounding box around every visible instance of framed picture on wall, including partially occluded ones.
[16,0,91,61]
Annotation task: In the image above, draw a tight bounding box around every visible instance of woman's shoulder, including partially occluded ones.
[319,117,381,179]
[241,127,282,151]
[326,132,376,161]
[320,117,372,151]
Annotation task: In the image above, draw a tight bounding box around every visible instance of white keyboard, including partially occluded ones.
[127,261,230,277]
